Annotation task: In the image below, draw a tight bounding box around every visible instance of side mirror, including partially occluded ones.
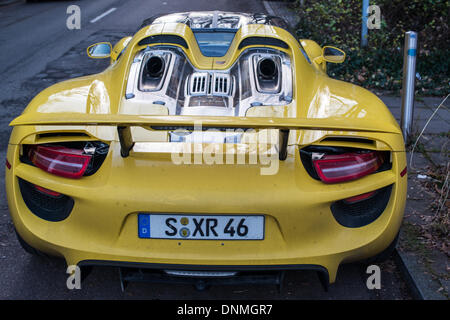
[322,46,346,63]
[87,42,112,59]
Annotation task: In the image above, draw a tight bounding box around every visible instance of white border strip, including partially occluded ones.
[90,8,117,24]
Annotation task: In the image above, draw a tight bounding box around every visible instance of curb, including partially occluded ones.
[393,249,425,300]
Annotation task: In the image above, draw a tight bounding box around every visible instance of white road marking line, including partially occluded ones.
[90,8,117,24]
[262,1,276,16]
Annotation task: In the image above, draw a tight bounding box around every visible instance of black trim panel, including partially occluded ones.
[79,261,330,288]
[138,35,189,49]
[78,260,329,276]
[238,37,289,50]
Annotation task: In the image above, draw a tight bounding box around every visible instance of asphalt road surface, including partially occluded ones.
[0,0,412,299]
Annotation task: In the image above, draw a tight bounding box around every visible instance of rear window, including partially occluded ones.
[192,30,236,57]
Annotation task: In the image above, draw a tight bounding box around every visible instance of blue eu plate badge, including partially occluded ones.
[138,214,151,238]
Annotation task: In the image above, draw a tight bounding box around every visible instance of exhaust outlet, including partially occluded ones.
[257,58,278,80]
[145,55,165,78]
[254,56,281,94]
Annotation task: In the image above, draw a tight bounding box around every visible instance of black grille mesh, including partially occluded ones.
[330,185,393,228]
[18,178,74,222]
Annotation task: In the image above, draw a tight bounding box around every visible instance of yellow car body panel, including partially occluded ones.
[6,14,406,284]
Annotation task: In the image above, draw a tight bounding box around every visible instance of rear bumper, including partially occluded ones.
[79,260,330,291]
[78,259,329,273]
[6,142,407,284]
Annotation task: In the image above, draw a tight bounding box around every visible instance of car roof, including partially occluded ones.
[138,11,291,32]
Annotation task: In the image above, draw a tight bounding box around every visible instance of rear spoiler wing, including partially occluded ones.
[10,113,400,159]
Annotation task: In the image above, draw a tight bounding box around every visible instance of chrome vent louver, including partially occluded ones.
[212,73,232,96]
[189,72,232,97]
[189,72,209,96]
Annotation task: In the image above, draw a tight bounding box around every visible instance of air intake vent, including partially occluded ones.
[320,137,375,146]
[37,132,90,139]
[212,74,231,96]
[189,72,209,95]
[189,72,232,97]
[18,178,74,222]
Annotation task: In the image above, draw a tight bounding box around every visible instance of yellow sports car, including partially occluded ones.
[6,12,407,290]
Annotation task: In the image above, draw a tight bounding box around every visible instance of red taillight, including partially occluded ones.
[29,145,91,179]
[343,191,376,204]
[313,151,383,184]
[6,159,11,170]
[34,185,62,198]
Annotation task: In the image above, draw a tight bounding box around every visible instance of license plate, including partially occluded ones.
[138,214,264,240]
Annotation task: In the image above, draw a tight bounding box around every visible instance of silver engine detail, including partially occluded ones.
[185,72,235,109]
[188,72,234,96]
[125,46,293,116]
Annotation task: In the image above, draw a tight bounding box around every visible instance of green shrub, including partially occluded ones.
[295,0,449,96]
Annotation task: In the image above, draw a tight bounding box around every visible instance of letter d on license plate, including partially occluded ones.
[138,214,264,240]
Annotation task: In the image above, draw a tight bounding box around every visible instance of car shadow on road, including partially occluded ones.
[3,254,411,299]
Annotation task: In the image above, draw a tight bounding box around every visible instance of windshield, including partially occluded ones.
[192,30,236,57]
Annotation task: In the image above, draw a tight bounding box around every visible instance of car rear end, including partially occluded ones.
[6,115,407,285]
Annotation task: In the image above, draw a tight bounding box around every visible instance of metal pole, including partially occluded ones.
[361,0,369,47]
[400,31,418,142]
